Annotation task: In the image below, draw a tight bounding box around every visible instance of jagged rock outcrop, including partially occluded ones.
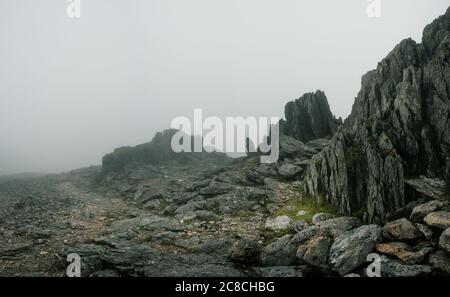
[305,7,450,223]
[101,129,229,173]
[282,90,339,142]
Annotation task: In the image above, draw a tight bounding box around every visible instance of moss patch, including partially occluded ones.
[275,195,336,223]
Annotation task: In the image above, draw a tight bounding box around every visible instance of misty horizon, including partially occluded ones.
[1,0,449,175]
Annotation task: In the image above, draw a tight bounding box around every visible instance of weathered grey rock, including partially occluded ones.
[328,225,383,275]
[256,164,279,178]
[410,200,445,222]
[312,213,335,225]
[260,235,297,267]
[376,242,432,264]
[192,210,222,222]
[282,90,338,142]
[315,217,361,239]
[199,182,232,196]
[28,227,52,239]
[415,223,434,240]
[307,138,332,151]
[279,135,317,158]
[191,239,234,255]
[297,235,332,267]
[384,218,421,241]
[424,211,450,229]
[405,177,448,201]
[278,164,303,179]
[63,240,243,277]
[303,8,450,223]
[101,129,230,173]
[385,199,425,222]
[260,226,321,267]
[380,256,433,277]
[439,227,450,253]
[428,250,450,274]
[264,178,285,212]
[265,216,292,232]
[291,225,320,243]
[228,238,261,264]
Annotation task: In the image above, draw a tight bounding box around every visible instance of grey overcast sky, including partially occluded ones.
[0,0,448,175]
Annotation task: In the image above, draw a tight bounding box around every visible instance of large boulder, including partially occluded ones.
[328,225,383,275]
[260,226,320,267]
[297,235,332,267]
[260,235,297,267]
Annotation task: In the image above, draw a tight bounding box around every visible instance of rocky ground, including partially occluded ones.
[1,5,449,278]
[0,133,449,277]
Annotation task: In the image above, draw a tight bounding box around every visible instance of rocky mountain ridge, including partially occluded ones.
[305,7,450,224]
[0,7,449,278]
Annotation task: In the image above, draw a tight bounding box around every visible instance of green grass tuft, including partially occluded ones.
[275,194,336,223]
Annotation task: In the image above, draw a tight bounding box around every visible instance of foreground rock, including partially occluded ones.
[62,240,243,277]
[260,235,298,267]
[329,225,383,275]
[314,217,361,239]
[383,218,421,241]
[376,242,432,264]
[380,256,433,277]
[297,235,332,267]
[410,200,446,222]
